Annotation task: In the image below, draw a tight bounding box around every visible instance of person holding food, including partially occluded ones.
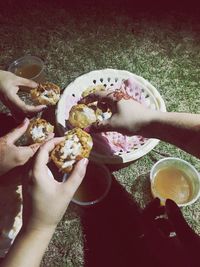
[79,89,200,267]
[0,70,62,176]
[0,70,91,267]
[1,138,88,267]
[81,89,200,158]
[1,69,200,267]
[0,70,47,121]
[0,70,47,176]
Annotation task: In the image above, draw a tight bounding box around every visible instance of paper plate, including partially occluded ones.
[56,69,166,164]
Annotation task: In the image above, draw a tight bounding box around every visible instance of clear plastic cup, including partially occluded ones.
[63,162,112,207]
[8,55,45,83]
[150,157,200,207]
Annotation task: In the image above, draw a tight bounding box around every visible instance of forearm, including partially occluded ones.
[1,227,55,267]
[0,70,6,90]
[140,111,200,158]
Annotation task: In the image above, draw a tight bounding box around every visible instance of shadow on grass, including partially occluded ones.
[81,176,160,267]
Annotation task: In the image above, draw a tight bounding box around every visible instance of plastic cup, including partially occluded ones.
[63,162,112,207]
[8,55,45,83]
[150,157,200,207]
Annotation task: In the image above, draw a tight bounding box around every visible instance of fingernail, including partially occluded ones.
[82,158,89,165]
[32,81,38,87]
[41,105,47,110]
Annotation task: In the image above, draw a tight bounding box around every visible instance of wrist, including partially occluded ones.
[20,224,56,238]
[137,110,162,138]
[21,220,57,236]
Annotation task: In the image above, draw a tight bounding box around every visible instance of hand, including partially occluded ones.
[0,118,41,176]
[80,90,157,136]
[0,70,46,120]
[142,198,200,267]
[22,138,88,232]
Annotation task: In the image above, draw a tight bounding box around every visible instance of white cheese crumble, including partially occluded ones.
[31,126,45,140]
[40,89,60,102]
[62,160,76,169]
[97,111,112,121]
[60,134,81,160]
[82,107,96,121]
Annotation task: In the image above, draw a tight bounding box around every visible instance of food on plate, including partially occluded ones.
[26,118,54,143]
[31,82,60,105]
[68,83,111,129]
[65,77,151,156]
[68,104,96,129]
[81,84,105,98]
[51,128,93,173]
[95,108,112,122]
[68,103,112,129]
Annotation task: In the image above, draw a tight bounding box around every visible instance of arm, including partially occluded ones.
[81,91,200,158]
[1,228,55,267]
[2,138,88,267]
[141,111,200,158]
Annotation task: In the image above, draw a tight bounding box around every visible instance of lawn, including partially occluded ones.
[0,1,200,266]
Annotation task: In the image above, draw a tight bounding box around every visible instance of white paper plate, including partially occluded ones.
[56,69,166,164]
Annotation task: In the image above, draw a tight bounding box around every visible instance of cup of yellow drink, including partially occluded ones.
[150,157,200,207]
[8,55,45,83]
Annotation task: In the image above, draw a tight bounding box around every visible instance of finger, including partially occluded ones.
[34,137,65,171]
[17,143,41,166]
[64,158,88,197]
[96,102,109,112]
[5,117,29,143]
[7,93,46,115]
[16,76,38,89]
[45,132,55,141]
[80,90,116,107]
[91,118,114,133]
[166,199,198,243]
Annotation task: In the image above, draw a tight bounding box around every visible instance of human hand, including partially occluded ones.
[22,138,88,232]
[0,118,41,176]
[142,198,200,267]
[80,90,157,136]
[0,70,46,120]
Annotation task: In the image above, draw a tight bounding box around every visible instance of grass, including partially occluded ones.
[0,1,200,266]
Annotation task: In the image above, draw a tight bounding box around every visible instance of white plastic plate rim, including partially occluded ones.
[56,69,166,164]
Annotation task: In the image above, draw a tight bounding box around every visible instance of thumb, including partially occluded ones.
[17,143,41,166]
[5,118,30,143]
[166,199,198,243]
[64,158,88,198]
